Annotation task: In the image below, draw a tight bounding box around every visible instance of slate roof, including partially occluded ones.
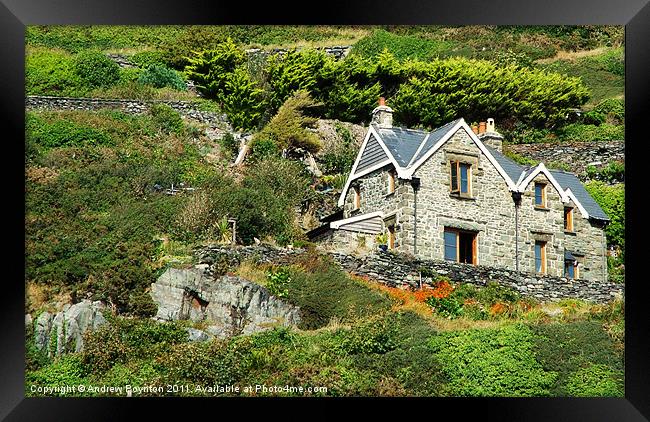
[373,125,428,167]
[550,170,610,221]
[483,144,527,183]
[352,119,610,222]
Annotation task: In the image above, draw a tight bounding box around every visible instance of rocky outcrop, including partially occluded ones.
[33,300,107,357]
[150,267,301,338]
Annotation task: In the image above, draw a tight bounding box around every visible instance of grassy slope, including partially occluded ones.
[24,26,625,397]
[26,257,624,397]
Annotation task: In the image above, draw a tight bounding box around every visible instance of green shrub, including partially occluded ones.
[530,321,624,396]
[156,341,241,387]
[184,38,245,99]
[352,29,454,61]
[219,133,239,159]
[586,161,624,183]
[557,123,624,142]
[220,67,268,131]
[149,103,184,134]
[285,255,392,329]
[127,291,158,317]
[130,50,167,69]
[251,90,321,154]
[138,65,187,91]
[266,267,291,298]
[430,324,557,396]
[248,138,281,161]
[565,364,623,397]
[26,48,86,96]
[425,295,464,319]
[26,354,89,396]
[74,50,120,88]
[592,98,624,123]
[27,115,114,149]
[162,26,227,69]
[585,181,624,248]
[118,66,144,83]
[335,314,399,355]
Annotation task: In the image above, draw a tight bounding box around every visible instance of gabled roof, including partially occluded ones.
[374,125,429,167]
[550,170,610,221]
[483,144,527,183]
[336,118,610,222]
[408,119,463,165]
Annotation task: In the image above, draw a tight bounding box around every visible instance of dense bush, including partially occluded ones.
[586,161,624,183]
[138,65,187,91]
[584,181,624,249]
[430,324,557,396]
[26,354,89,396]
[530,321,624,396]
[82,318,188,374]
[27,115,114,149]
[284,255,392,329]
[565,364,623,396]
[251,90,322,154]
[185,42,590,131]
[556,123,624,142]
[130,50,167,69]
[149,103,184,134]
[73,50,121,88]
[26,48,86,96]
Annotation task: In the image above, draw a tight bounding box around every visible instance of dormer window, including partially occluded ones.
[534,183,546,208]
[450,161,471,195]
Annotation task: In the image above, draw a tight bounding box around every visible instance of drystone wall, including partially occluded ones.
[194,245,624,304]
[25,95,230,127]
[506,142,624,182]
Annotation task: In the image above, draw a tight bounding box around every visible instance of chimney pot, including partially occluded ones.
[378,97,386,106]
[479,122,487,134]
[486,118,495,132]
[471,125,479,134]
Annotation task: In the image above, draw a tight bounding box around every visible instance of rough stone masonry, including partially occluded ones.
[194,245,623,304]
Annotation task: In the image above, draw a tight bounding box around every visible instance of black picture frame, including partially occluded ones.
[2,1,649,419]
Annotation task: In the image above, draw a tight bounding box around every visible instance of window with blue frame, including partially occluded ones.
[450,161,471,195]
[534,183,546,207]
[444,230,457,261]
[444,228,477,264]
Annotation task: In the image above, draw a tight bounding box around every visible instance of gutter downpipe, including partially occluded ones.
[411,177,421,257]
[512,191,522,272]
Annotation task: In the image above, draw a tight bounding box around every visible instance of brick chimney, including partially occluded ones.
[371,97,393,128]
[477,117,503,152]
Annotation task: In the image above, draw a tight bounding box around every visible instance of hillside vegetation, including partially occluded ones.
[25,25,625,397]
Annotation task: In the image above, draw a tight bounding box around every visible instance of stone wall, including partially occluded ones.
[193,244,624,304]
[246,45,351,61]
[25,95,231,128]
[506,142,625,182]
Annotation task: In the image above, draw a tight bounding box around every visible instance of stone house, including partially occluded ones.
[309,99,611,282]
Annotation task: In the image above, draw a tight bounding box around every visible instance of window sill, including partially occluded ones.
[564,230,576,235]
[534,206,550,211]
[449,193,475,201]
